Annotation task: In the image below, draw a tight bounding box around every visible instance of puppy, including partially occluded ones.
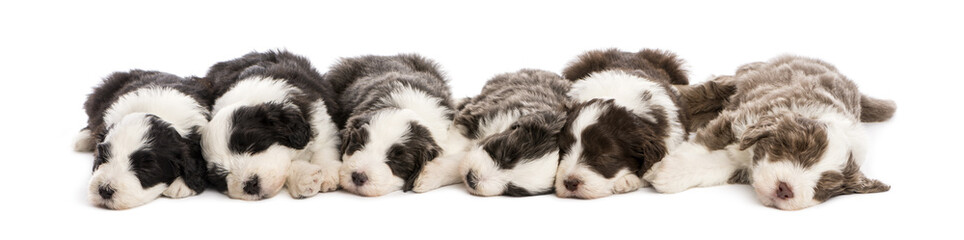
[645,55,896,210]
[555,48,690,199]
[74,70,209,210]
[202,50,341,200]
[326,54,469,196]
[455,69,570,196]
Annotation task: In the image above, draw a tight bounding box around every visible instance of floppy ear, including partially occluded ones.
[635,139,668,175]
[739,117,778,150]
[638,49,689,85]
[174,131,207,193]
[562,49,617,81]
[847,174,890,194]
[403,145,439,192]
[271,104,311,149]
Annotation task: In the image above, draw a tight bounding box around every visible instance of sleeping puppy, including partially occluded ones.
[325,54,469,196]
[455,69,570,196]
[555,48,690,199]
[74,70,209,210]
[645,55,896,210]
[202,50,341,200]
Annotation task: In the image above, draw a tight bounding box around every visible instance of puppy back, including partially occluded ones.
[562,48,688,85]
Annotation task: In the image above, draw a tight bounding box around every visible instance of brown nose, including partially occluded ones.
[777,181,794,199]
[563,179,581,191]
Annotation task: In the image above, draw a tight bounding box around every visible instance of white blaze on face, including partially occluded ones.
[750,115,864,210]
[339,109,419,196]
[202,77,301,200]
[89,113,167,210]
[460,146,559,196]
[554,103,630,199]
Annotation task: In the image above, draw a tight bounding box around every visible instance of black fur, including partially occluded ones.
[228,103,311,154]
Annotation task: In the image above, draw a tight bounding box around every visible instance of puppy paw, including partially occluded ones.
[163,178,197,199]
[412,175,443,193]
[646,159,692,194]
[318,164,340,193]
[73,129,95,152]
[287,163,323,199]
[613,174,643,194]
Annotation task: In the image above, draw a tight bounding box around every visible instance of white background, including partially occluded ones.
[1,0,960,239]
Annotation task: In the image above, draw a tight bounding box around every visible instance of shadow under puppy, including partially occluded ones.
[456,69,571,196]
[74,70,210,210]
[645,55,896,210]
[555,48,690,199]
[326,54,469,196]
[202,50,341,200]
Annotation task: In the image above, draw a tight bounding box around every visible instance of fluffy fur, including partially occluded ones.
[75,70,210,210]
[455,69,570,196]
[326,54,469,196]
[202,50,342,200]
[645,55,895,210]
[555,48,690,199]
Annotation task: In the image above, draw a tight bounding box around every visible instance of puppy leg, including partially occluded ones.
[613,174,644,194]
[309,145,342,193]
[413,129,469,193]
[286,160,323,199]
[644,141,742,194]
[162,177,197,198]
[74,128,96,152]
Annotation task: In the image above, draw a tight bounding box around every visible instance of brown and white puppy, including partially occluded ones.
[555,49,690,199]
[326,54,469,196]
[456,69,570,196]
[645,55,895,210]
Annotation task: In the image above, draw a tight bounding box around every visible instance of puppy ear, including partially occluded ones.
[272,104,311,149]
[637,49,689,85]
[859,94,896,122]
[739,117,779,150]
[175,131,207,193]
[635,139,668,175]
[847,174,890,194]
[562,49,618,81]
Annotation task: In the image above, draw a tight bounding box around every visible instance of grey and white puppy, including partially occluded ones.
[326,54,470,196]
[456,69,571,196]
[645,55,896,210]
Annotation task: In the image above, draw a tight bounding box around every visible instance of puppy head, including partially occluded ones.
[202,102,310,200]
[555,99,666,199]
[89,113,191,209]
[339,109,441,196]
[739,115,889,210]
[460,111,565,196]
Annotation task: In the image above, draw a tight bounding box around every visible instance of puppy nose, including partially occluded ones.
[563,178,581,191]
[243,175,261,195]
[98,185,115,199]
[351,172,368,186]
[777,181,794,199]
[465,171,479,190]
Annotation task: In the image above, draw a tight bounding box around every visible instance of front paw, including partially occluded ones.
[412,175,442,193]
[613,174,643,194]
[318,165,340,193]
[287,164,323,199]
[163,178,197,199]
[646,159,691,194]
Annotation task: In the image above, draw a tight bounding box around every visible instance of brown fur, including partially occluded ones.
[561,48,688,85]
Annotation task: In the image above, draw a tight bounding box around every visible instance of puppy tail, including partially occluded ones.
[73,128,96,152]
[677,77,737,130]
[562,48,689,85]
[860,94,896,122]
[638,49,689,85]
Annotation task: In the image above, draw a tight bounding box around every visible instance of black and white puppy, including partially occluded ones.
[74,70,209,209]
[555,49,690,199]
[455,69,570,196]
[326,54,469,196]
[202,50,341,200]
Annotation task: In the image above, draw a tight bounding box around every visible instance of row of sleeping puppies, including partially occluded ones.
[74,49,896,210]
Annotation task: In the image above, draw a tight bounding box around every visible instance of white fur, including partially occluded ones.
[104,87,208,138]
[752,112,865,210]
[645,142,748,193]
[202,77,317,200]
[287,100,343,198]
[339,109,416,196]
[89,113,169,209]
[460,146,558,196]
[554,104,639,198]
[569,70,686,150]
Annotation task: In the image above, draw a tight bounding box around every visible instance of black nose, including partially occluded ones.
[98,185,115,199]
[465,171,479,190]
[351,172,368,186]
[243,175,261,195]
[777,181,794,199]
[563,179,581,191]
